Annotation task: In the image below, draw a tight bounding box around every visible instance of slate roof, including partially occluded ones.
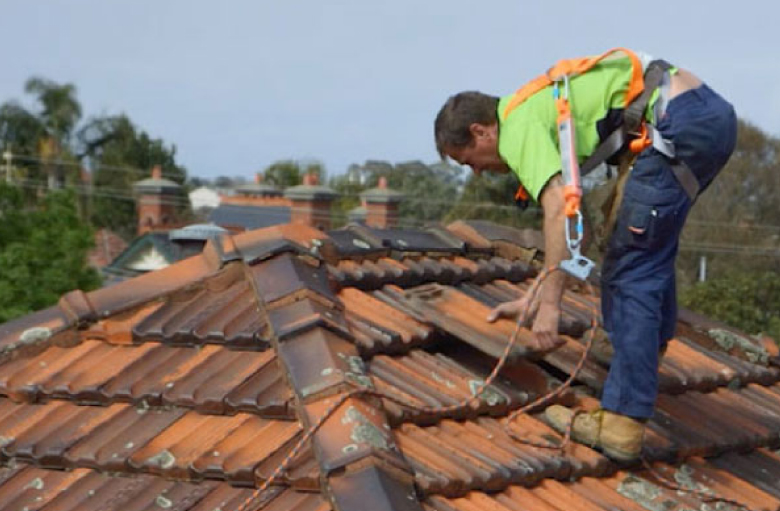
[0,220,779,511]
[208,204,291,231]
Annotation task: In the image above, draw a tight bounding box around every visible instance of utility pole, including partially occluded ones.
[2,150,11,184]
[698,255,708,282]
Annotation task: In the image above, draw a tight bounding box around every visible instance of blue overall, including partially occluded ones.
[600,84,737,419]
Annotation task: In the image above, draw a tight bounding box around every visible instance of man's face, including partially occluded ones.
[445,122,510,176]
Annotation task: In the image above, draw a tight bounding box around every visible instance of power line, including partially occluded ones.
[11,172,780,248]
[10,180,780,256]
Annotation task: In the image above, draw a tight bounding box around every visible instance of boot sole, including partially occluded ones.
[601,445,641,464]
[567,428,641,464]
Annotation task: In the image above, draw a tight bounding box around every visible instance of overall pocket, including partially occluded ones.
[612,191,687,254]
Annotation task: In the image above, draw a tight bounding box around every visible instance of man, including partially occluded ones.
[434,49,736,462]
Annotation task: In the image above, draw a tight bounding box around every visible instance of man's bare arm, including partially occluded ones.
[538,174,568,307]
[486,174,568,352]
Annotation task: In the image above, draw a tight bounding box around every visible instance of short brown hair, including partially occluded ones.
[434,91,499,158]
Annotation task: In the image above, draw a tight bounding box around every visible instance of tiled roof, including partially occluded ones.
[87,229,128,269]
[208,204,291,231]
[0,220,778,511]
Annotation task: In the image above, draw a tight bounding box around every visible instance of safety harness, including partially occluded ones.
[502,48,700,279]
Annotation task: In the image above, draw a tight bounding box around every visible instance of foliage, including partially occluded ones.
[680,270,780,343]
[79,114,188,240]
[678,120,780,284]
[263,160,324,188]
[24,77,82,146]
[0,78,84,194]
[0,184,101,323]
[445,172,541,229]
[331,159,463,228]
[0,77,188,241]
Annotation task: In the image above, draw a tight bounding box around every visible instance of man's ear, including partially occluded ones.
[469,123,495,140]
[469,123,487,139]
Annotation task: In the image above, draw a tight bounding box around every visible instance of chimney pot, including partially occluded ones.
[152,165,162,180]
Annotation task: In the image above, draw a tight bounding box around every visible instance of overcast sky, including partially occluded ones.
[1,0,777,180]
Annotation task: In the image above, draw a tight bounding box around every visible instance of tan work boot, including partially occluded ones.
[545,405,644,462]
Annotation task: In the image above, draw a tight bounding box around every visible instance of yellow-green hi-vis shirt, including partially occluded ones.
[497,51,667,203]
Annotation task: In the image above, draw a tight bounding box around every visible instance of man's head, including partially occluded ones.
[434,91,510,175]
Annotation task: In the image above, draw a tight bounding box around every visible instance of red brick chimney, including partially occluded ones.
[134,165,181,235]
[284,172,338,231]
[360,176,404,228]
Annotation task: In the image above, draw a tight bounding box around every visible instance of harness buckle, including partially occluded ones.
[629,123,652,153]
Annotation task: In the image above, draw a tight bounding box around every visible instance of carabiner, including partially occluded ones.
[561,211,595,281]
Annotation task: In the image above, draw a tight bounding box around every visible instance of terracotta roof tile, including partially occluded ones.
[5,402,127,467]
[404,285,537,360]
[0,306,70,359]
[63,405,187,472]
[132,265,264,348]
[397,416,610,497]
[303,396,407,475]
[328,462,422,511]
[0,342,288,415]
[2,220,780,511]
[127,411,301,483]
[370,350,535,424]
[340,288,433,354]
[329,256,534,291]
[0,463,327,511]
[267,298,351,341]
[276,327,366,402]
[251,254,337,309]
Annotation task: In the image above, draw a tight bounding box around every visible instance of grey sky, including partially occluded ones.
[1,0,777,179]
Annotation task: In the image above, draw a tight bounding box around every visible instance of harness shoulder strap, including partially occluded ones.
[580,59,672,176]
[502,47,644,121]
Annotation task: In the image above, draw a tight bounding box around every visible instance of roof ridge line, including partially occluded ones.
[240,244,425,511]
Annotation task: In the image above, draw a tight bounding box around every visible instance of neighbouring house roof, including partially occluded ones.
[87,229,129,269]
[0,220,779,511]
[102,225,228,285]
[208,204,291,231]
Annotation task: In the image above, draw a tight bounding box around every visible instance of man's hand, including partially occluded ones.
[531,302,565,352]
[486,297,565,354]
[486,296,537,323]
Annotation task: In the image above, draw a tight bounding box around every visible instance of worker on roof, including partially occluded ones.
[434,49,736,462]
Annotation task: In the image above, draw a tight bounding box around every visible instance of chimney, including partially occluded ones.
[284,172,338,231]
[360,176,404,228]
[255,172,263,184]
[134,166,181,235]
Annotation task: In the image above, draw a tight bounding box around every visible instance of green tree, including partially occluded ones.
[262,159,324,188]
[0,77,188,240]
[24,77,82,146]
[681,270,780,342]
[446,172,541,229]
[0,77,84,193]
[79,114,188,239]
[333,159,463,228]
[0,184,101,322]
[678,120,780,284]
